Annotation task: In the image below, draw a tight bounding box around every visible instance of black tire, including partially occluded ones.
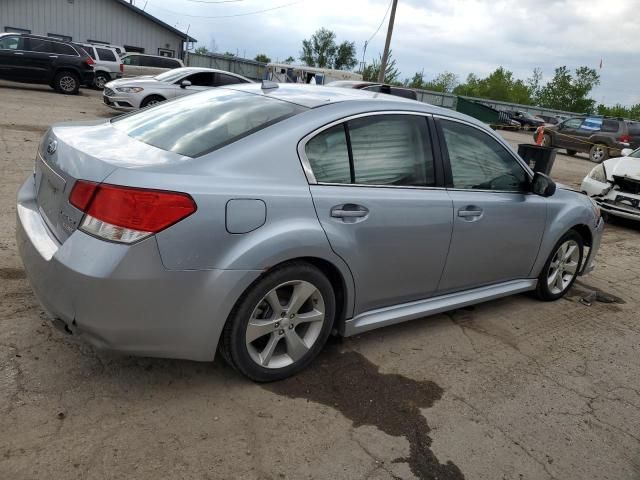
[140,95,165,108]
[220,262,336,382]
[566,149,577,156]
[53,71,80,95]
[542,134,552,147]
[94,72,109,90]
[589,144,609,163]
[535,230,583,301]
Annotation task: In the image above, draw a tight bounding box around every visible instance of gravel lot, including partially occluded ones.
[1,81,639,480]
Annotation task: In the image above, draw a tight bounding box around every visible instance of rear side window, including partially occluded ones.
[51,42,76,56]
[215,73,246,86]
[81,45,96,59]
[27,38,54,53]
[111,89,306,158]
[161,58,181,68]
[627,122,640,136]
[601,120,619,133]
[139,56,157,67]
[96,47,116,62]
[305,114,435,186]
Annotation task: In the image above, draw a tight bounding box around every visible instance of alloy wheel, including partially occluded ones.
[547,239,580,295]
[245,280,325,369]
[59,75,76,93]
[147,99,161,106]
[95,75,107,89]
[592,145,606,162]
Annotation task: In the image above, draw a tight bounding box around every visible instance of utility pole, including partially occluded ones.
[377,0,398,83]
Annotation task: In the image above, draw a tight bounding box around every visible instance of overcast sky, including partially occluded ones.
[143,0,638,106]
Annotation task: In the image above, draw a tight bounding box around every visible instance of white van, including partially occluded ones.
[264,63,362,85]
[120,53,184,77]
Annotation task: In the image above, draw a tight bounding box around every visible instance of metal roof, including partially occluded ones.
[112,0,197,42]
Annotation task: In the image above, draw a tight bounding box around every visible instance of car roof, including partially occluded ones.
[162,67,251,79]
[223,83,479,120]
[121,52,182,59]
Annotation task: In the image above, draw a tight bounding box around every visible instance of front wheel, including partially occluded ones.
[536,231,583,301]
[219,263,336,382]
[140,95,165,108]
[94,72,109,89]
[542,134,552,147]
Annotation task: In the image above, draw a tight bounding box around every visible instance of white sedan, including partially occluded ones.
[582,147,640,221]
[102,67,252,111]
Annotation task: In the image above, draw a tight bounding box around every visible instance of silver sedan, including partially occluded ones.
[17,84,603,381]
[102,67,252,111]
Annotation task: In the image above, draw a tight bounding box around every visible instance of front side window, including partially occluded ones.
[51,42,76,56]
[305,114,434,187]
[440,119,528,192]
[184,72,214,86]
[122,55,139,66]
[562,118,583,129]
[111,89,306,158]
[0,35,20,50]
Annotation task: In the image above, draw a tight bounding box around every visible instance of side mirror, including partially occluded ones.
[621,148,634,157]
[531,172,556,197]
[180,80,192,89]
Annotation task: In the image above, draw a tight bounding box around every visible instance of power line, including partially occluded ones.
[146,0,304,18]
[367,0,393,44]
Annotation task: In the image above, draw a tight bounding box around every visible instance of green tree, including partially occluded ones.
[453,67,532,104]
[284,56,295,64]
[406,71,424,89]
[222,51,236,57]
[361,51,400,84]
[422,71,458,93]
[527,67,543,104]
[537,66,600,113]
[597,103,640,120]
[254,53,271,63]
[194,46,209,55]
[300,28,357,70]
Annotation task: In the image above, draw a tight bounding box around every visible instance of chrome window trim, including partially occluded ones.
[297,110,435,187]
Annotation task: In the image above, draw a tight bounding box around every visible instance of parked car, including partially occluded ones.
[86,41,125,57]
[78,43,123,89]
[537,114,560,126]
[506,110,545,130]
[582,147,640,220]
[17,84,603,382]
[326,80,418,100]
[0,33,94,94]
[120,53,184,77]
[102,67,252,110]
[538,116,640,162]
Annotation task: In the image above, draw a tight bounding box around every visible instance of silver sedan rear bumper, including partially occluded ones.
[16,177,260,361]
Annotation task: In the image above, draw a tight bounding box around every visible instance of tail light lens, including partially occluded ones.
[618,134,632,143]
[85,57,95,67]
[69,180,196,244]
[119,63,124,73]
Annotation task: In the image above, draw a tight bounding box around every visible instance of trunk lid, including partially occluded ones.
[35,120,187,243]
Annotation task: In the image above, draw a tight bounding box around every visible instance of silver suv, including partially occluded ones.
[78,43,123,89]
[17,84,604,381]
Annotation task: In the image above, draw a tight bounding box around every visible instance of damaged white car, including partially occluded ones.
[582,147,640,220]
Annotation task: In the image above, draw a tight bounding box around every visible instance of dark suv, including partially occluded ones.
[506,110,545,130]
[0,33,94,94]
[538,116,640,162]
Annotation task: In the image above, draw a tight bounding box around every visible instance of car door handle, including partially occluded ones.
[13,52,24,55]
[330,204,369,219]
[458,207,483,219]
[49,55,58,58]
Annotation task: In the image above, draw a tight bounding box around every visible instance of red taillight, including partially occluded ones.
[618,134,632,143]
[119,63,124,73]
[85,57,95,67]
[69,180,196,243]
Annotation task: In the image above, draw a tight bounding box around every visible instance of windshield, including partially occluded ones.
[154,69,192,83]
[111,89,306,157]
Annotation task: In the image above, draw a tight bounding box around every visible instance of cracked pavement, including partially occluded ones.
[1,81,639,479]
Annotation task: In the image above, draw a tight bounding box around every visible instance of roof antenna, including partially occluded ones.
[261,80,279,91]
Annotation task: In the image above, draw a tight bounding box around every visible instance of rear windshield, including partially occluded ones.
[111,89,306,157]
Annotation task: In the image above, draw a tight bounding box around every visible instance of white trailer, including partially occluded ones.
[264,63,362,85]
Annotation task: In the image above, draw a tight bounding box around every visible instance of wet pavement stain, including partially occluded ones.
[0,267,26,280]
[264,342,465,480]
[571,281,626,305]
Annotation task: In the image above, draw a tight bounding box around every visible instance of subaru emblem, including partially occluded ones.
[46,138,57,155]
